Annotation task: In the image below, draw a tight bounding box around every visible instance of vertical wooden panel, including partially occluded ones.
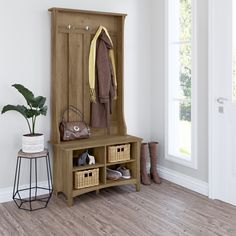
[117,16,127,135]
[51,9,59,143]
[57,33,69,122]
[52,146,62,194]
[62,150,73,206]
[83,34,91,124]
[110,36,118,122]
[68,33,84,121]
[99,167,106,185]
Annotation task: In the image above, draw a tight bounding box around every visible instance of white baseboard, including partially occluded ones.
[158,165,209,196]
[0,181,49,203]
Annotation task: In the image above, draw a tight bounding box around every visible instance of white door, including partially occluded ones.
[209,0,236,205]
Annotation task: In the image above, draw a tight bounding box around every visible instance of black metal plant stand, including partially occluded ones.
[13,149,53,211]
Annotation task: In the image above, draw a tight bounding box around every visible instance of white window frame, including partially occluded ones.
[165,0,198,169]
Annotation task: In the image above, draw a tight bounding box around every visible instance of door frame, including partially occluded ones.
[208,0,215,199]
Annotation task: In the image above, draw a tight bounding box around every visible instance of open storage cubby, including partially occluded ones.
[73,146,106,169]
[49,8,142,206]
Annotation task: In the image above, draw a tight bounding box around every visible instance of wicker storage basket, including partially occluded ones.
[74,168,99,189]
[108,144,130,163]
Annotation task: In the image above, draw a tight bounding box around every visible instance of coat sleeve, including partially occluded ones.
[96,40,112,104]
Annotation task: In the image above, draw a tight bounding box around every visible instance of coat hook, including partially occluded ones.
[85,26,90,31]
[67,24,72,30]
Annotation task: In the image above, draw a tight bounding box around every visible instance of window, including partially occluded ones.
[165,0,197,168]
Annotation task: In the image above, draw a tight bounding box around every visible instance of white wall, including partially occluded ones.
[150,0,209,182]
[0,0,152,189]
[0,0,208,195]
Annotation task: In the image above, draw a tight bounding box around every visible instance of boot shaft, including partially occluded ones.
[148,142,158,171]
[149,141,161,184]
[141,142,148,155]
[148,142,158,157]
[140,143,148,171]
[140,142,151,185]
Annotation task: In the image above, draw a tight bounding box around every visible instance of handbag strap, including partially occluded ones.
[61,105,84,122]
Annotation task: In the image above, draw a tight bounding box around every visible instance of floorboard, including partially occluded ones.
[1,180,236,236]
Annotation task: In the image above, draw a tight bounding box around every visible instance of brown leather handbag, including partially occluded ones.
[59,106,90,141]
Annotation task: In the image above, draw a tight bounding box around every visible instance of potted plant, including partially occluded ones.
[1,84,47,153]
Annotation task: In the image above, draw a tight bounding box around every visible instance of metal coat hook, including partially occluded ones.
[66,24,90,31]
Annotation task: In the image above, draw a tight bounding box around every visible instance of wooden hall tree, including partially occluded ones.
[49,8,142,206]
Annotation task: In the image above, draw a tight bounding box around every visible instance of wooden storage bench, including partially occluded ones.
[52,135,141,206]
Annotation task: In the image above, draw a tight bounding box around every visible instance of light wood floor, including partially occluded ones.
[1,180,236,236]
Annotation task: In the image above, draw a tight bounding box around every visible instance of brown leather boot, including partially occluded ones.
[140,143,151,185]
[149,142,161,184]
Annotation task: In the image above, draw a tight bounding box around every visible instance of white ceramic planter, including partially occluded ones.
[22,134,44,153]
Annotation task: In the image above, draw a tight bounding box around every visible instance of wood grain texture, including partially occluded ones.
[50,9,127,143]
[1,181,236,235]
[49,7,127,17]
[49,9,140,206]
[68,33,83,121]
[52,135,141,205]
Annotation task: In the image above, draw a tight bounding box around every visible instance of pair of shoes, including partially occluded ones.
[117,166,131,179]
[106,168,122,180]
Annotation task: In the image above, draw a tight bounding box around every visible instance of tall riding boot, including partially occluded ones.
[140,143,151,185]
[149,142,161,184]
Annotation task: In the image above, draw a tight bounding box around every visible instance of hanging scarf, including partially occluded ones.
[89,26,117,102]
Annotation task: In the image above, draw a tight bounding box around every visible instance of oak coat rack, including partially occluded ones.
[49,7,142,206]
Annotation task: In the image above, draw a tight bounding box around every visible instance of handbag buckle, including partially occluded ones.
[74,126,80,132]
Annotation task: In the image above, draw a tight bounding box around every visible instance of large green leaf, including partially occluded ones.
[12,84,34,106]
[12,84,47,109]
[30,96,46,108]
[39,106,47,116]
[25,109,41,118]
[1,104,28,118]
